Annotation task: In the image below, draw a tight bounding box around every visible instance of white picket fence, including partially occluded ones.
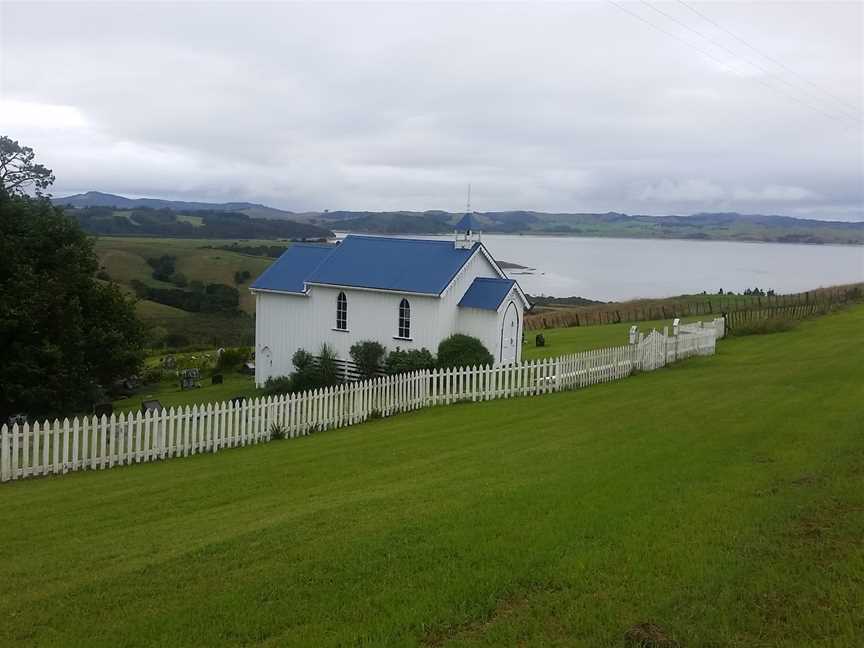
[0,319,722,482]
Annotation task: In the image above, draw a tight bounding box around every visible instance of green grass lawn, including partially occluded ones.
[112,371,260,414]
[2,307,862,647]
[522,315,717,360]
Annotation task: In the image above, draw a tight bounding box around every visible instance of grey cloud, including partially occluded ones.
[1,1,861,219]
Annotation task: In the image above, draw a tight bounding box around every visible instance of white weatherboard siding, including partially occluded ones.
[254,245,524,385]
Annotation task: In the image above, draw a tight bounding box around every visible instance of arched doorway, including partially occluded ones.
[500,301,519,365]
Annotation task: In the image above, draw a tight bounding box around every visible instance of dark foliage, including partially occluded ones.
[207,244,290,258]
[437,334,494,369]
[215,347,251,372]
[163,333,191,348]
[0,192,145,419]
[0,136,55,197]
[349,341,386,379]
[385,348,435,374]
[134,282,239,313]
[68,205,333,239]
[146,255,177,282]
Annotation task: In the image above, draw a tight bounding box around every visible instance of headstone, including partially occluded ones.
[212,374,223,385]
[535,333,545,348]
[7,414,28,426]
[672,318,681,336]
[179,368,201,390]
[141,400,162,414]
[94,402,114,418]
[230,396,246,406]
[629,325,639,344]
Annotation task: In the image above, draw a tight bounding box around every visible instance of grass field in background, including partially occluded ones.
[521,315,716,360]
[94,236,273,346]
[2,305,862,647]
[95,236,276,314]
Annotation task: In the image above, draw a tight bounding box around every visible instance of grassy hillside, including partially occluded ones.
[95,237,274,346]
[1,306,861,646]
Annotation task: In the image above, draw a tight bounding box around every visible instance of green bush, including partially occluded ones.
[269,421,288,440]
[283,346,342,393]
[164,333,191,348]
[437,334,494,369]
[317,343,340,386]
[732,317,797,336]
[215,347,250,372]
[385,348,435,374]
[141,367,163,385]
[350,341,386,379]
[263,375,293,395]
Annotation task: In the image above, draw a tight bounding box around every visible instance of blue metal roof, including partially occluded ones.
[253,235,484,295]
[250,243,334,293]
[304,235,480,295]
[458,277,516,310]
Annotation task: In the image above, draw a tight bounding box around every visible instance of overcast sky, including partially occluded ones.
[1,1,862,220]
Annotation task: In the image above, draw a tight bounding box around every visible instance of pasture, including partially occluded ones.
[1,305,861,646]
[95,236,276,346]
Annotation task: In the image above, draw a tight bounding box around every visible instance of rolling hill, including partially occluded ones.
[54,191,864,244]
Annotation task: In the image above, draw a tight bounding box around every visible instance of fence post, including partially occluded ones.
[0,424,9,482]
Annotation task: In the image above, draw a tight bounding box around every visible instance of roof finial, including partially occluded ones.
[466,183,471,215]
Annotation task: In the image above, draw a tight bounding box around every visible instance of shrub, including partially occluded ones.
[142,367,163,385]
[263,375,294,395]
[215,347,250,372]
[269,421,288,440]
[284,346,342,393]
[164,333,191,348]
[350,341,386,379]
[385,348,435,375]
[317,343,340,386]
[437,334,494,369]
[731,317,797,336]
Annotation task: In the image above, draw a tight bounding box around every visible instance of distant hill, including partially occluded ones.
[53,191,864,245]
[53,191,299,221]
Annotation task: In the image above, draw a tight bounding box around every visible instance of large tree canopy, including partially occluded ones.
[0,136,55,197]
[0,191,145,420]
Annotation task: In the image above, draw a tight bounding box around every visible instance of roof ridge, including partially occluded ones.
[343,234,456,246]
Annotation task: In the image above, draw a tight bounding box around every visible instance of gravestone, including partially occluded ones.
[212,374,223,385]
[94,402,114,418]
[179,368,201,390]
[535,333,545,348]
[141,400,162,414]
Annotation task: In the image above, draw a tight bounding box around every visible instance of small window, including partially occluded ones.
[398,298,410,338]
[336,292,347,330]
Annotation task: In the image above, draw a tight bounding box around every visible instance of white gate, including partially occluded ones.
[637,330,666,371]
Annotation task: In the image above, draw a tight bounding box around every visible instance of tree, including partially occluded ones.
[349,340,386,379]
[0,136,55,196]
[0,191,145,420]
[437,334,494,369]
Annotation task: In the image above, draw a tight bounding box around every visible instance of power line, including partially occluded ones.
[605,0,860,128]
[639,0,860,124]
[676,0,862,117]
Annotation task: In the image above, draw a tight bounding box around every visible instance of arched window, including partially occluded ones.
[398,298,410,338]
[336,292,347,330]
